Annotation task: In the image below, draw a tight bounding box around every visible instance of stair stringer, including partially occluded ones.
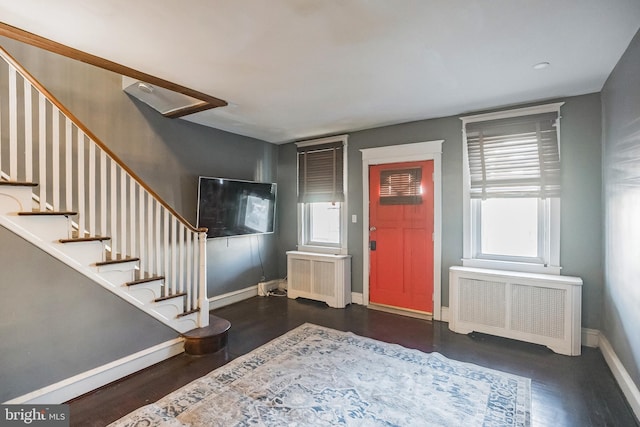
[0,192,198,333]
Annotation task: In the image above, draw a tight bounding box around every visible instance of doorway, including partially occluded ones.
[369,160,434,313]
[360,140,443,320]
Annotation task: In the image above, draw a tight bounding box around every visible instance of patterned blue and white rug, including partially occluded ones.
[110,323,531,426]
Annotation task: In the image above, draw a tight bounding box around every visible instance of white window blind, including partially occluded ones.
[465,111,561,199]
[379,168,422,205]
[297,141,344,203]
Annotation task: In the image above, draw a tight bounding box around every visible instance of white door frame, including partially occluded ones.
[361,140,443,320]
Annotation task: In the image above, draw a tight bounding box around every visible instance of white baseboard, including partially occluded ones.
[599,334,640,421]
[440,306,449,323]
[581,327,600,348]
[351,292,363,305]
[208,279,288,309]
[3,338,185,404]
[209,285,258,309]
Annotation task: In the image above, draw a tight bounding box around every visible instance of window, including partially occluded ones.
[462,103,563,274]
[296,135,348,253]
[379,168,422,205]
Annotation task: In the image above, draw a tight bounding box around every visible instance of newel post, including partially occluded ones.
[197,231,210,327]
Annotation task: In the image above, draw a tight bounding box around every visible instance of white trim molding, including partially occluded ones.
[209,285,259,309]
[351,292,364,305]
[3,338,185,404]
[460,102,566,124]
[361,140,444,320]
[581,328,600,348]
[599,334,640,421]
[440,306,450,323]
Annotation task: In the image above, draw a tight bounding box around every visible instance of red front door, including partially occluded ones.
[369,160,434,313]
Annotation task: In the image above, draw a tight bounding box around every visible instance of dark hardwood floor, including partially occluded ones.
[68,296,639,426]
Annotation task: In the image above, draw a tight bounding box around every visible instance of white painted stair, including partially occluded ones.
[0,181,200,333]
[0,45,209,333]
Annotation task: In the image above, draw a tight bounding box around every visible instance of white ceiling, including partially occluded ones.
[1,1,639,144]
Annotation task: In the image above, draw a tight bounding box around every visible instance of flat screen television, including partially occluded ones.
[197,176,277,238]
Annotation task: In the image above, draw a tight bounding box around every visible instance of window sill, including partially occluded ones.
[461,258,561,275]
[297,245,347,256]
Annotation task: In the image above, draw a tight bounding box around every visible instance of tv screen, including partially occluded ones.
[197,177,277,238]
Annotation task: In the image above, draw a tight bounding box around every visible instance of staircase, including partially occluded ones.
[0,45,212,334]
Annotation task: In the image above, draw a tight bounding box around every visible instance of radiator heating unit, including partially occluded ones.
[449,266,582,356]
[286,251,351,308]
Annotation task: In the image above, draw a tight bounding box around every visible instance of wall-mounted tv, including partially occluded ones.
[197,176,277,239]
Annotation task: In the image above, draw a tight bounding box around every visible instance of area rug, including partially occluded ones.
[109,323,531,426]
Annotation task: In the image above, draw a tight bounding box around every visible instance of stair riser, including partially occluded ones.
[174,313,199,333]
[96,261,139,273]
[98,270,135,285]
[0,187,34,215]
[7,214,70,242]
[153,299,184,320]
[127,282,163,303]
[57,241,107,267]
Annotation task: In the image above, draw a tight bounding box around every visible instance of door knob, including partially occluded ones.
[370,226,377,231]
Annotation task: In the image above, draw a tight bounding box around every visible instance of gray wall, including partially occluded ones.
[0,37,280,296]
[602,29,640,389]
[0,226,178,402]
[277,94,603,329]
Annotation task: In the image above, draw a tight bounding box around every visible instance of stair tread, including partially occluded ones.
[59,236,111,243]
[18,210,77,216]
[177,308,200,318]
[95,256,140,266]
[182,315,231,338]
[126,275,165,286]
[178,308,201,318]
[0,180,38,187]
[154,292,187,302]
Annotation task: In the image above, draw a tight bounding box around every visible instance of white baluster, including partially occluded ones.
[155,200,161,277]
[120,169,127,257]
[38,94,46,211]
[110,160,118,257]
[9,66,17,180]
[88,140,95,236]
[138,185,145,276]
[186,231,193,311]
[171,216,177,295]
[178,223,184,295]
[130,176,136,261]
[52,107,60,211]
[24,79,32,182]
[100,151,107,238]
[193,232,199,311]
[147,193,154,275]
[76,129,85,235]
[65,120,73,211]
[163,209,170,293]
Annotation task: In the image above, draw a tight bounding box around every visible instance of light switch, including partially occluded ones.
[352,214,357,223]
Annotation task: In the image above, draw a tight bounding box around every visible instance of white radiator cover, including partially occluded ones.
[286,251,351,308]
[449,266,583,356]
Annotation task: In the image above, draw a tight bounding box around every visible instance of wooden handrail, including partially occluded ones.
[0,22,227,109]
[0,44,207,234]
